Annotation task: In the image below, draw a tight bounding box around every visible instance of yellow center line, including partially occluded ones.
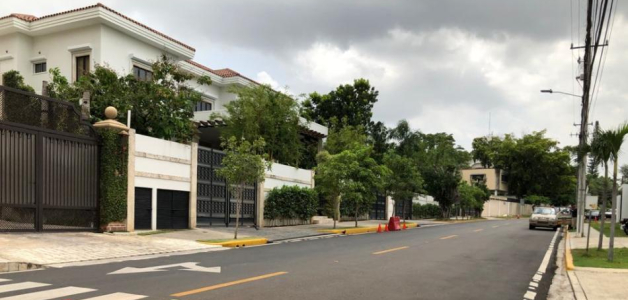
[372,246,409,255]
[440,235,458,240]
[473,229,483,232]
[492,225,499,228]
[171,271,288,297]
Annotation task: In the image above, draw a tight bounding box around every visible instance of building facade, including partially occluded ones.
[461,162,508,196]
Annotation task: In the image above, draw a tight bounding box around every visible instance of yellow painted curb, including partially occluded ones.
[319,223,418,235]
[564,228,575,270]
[206,238,268,248]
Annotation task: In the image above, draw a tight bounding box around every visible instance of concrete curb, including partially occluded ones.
[319,223,419,235]
[564,230,575,271]
[0,261,44,273]
[205,238,269,248]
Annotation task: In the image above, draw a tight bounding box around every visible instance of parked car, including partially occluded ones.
[621,219,628,235]
[586,210,600,220]
[530,207,559,230]
[605,209,618,219]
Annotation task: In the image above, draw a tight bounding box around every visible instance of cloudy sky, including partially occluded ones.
[2,0,627,159]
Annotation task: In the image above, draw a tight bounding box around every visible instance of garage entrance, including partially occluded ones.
[157,189,189,229]
[134,188,152,230]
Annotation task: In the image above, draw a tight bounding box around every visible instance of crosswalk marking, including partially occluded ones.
[82,292,147,300]
[0,282,50,293]
[0,286,95,300]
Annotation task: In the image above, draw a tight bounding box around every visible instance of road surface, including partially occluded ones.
[0,219,558,300]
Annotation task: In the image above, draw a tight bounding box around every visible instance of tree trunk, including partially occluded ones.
[234,184,243,240]
[354,203,359,228]
[608,162,619,261]
[402,200,406,223]
[598,165,608,250]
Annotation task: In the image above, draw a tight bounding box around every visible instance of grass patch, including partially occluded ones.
[137,229,187,236]
[572,248,628,269]
[589,221,628,238]
[197,236,262,243]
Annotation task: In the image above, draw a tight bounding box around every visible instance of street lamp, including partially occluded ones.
[540,89,582,98]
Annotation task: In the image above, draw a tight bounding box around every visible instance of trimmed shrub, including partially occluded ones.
[98,128,128,225]
[412,203,441,219]
[264,186,318,221]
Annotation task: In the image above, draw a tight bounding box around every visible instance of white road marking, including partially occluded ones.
[522,230,559,300]
[0,282,50,293]
[82,292,147,300]
[0,286,95,300]
[108,262,220,275]
[0,280,10,283]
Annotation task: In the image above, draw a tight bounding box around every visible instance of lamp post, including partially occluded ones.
[540,89,582,98]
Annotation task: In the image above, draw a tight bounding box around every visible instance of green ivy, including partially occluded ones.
[98,128,128,225]
[412,203,442,219]
[264,186,318,221]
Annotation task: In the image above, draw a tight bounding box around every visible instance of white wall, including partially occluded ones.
[131,133,195,231]
[264,162,314,192]
[622,184,628,220]
[482,199,533,217]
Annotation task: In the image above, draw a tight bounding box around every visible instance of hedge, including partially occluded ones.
[264,186,318,221]
[412,203,441,219]
[98,128,128,225]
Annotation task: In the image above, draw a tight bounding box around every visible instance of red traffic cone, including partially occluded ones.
[384,224,389,232]
[403,222,407,230]
[377,224,383,233]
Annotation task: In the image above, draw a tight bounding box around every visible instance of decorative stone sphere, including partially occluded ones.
[104,106,117,119]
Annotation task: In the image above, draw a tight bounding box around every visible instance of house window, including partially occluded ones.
[75,55,90,80]
[501,174,508,183]
[133,65,153,81]
[194,100,212,112]
[34,62,47,74]
[470,174,486,184]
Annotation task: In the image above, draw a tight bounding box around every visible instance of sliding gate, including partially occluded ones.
[0,86,99,232]
[196,146,257,227]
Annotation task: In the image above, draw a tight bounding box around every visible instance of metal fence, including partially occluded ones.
[0,86,99,232]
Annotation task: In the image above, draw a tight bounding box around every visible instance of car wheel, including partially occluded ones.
[529,225,535,230]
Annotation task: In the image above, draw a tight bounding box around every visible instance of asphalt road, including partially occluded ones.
[1,219,558,300]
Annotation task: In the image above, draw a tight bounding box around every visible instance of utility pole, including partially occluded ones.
[576,0,594,237]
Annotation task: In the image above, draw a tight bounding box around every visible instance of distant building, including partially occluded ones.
[461,162,508,196]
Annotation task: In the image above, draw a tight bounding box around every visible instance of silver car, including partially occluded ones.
[529,207,559,230]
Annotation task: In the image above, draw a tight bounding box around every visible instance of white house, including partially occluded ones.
[0,3,327,231]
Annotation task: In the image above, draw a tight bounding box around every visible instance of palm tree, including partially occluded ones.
[604,122,628,262]
[590,127,612,251]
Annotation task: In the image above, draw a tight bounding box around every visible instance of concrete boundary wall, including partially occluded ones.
[482,198,533,217]
[126,130,197,231]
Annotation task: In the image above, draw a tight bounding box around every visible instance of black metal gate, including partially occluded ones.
[196,146,257,227]
[0,86,99,232]
[157,189,189,229]
[370,194,387,220]
[394,199,413,220]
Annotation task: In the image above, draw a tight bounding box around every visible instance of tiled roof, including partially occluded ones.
[0,3,195,52]
[185,60,259,84]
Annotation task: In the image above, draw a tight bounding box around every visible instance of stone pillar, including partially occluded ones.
[81,91,91,120]
[257,180,265,228]
[126,129,136,232]
[94,106,131,232]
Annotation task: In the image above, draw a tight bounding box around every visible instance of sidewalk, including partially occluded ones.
[567,224,628,300]
[0,232,222,268]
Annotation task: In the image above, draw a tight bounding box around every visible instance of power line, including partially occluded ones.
[590,0,617,117]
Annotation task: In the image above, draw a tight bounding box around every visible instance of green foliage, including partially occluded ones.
[588,177,613,203]
[217,136,270,239]
[621,165,628,184]
[218,84,302,166]
[472,131,576,205]
[526,195,551,207]
[315,145,390,228]
[97,129,128,226]
[458,181,491,216]
[412,203,442,219]
[384,151,423,219]
[302,78,378,130]
[367,121,391,164]
[325,124,367,154]
[2,70,35,92]
[47,55,210,143]
[264,186,318,221]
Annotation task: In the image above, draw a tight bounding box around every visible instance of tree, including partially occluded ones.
[301,78,378,130]
[384,151,423,221]
[591,126,613,251]
[216,136,270,239]
[526,195,551,207]
[47,56,211,142]
[2,71,35,92]
[315,151,353,229]
[367,121,391,164]
[325,124,367,155]
[601,122,628,261]
[471,136,501,168]
[218,84,303,166]
[458,181,490,218]
[418,133,470,218]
